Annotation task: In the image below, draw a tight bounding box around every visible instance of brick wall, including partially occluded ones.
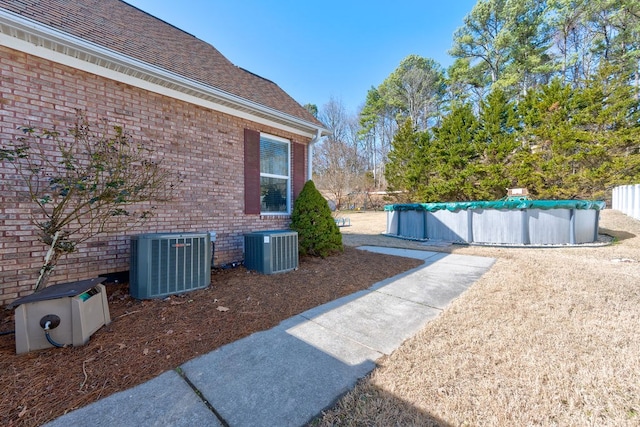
[0,46,309,306]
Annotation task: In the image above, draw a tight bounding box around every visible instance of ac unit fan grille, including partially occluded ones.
[270,233,297,272]
[130,233,211,299]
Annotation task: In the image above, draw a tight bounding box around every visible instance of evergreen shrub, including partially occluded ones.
[290,180,343,257]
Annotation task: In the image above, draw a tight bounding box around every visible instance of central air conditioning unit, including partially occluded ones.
[244,230,298,274]
[130,232,211,299]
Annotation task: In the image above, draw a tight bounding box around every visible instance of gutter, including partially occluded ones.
[307,129,318,181]
[307,128,327,181]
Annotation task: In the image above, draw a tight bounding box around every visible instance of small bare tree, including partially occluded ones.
[1,111,175,292]
[314,98,369,210]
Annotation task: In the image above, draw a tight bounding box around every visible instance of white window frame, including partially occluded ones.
[259,133,291,215]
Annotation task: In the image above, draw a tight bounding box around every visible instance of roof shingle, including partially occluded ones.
[0,0,322,127]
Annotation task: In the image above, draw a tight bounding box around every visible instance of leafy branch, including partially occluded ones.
[3,111,177,291]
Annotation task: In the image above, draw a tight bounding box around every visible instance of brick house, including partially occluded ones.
[0,0,328,306]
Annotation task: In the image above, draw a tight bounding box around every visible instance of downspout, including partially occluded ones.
[307,128,322,181]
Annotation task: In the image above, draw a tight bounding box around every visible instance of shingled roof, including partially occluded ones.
[0,0,324,132]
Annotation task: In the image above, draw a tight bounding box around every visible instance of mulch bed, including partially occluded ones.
[0,246,422,427]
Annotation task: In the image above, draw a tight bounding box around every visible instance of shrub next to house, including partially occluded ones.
[290,180,343,257]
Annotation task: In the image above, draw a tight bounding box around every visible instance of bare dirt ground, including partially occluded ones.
[315,209,640,426]
[0,245,423,427]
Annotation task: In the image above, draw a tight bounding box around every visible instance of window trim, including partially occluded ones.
[259,132,291,215]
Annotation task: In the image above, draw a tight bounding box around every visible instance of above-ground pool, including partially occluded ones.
[385,199,606,245]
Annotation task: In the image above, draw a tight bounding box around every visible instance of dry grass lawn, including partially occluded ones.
[315,209,640,426]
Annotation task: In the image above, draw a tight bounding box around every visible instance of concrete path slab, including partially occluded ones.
[357,246,446,262]
[42,247,495,427]
[299,290,441,355]
[181,318,378,427]
[430,253,496,269]
[358,246,495,270]
[282,315,383,366]
[375,263,485,309]
[43,370,222,427]
[360,248,494,309]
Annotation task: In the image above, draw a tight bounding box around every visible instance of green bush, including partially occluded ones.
[290,180,343,257]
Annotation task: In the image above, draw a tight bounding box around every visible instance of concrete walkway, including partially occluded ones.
[43,247,495,427]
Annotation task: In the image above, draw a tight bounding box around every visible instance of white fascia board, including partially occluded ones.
[0,10,327,139]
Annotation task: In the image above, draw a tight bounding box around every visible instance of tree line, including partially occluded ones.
[309,0,640,207]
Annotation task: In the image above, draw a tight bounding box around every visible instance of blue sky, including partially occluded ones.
[125,1,478,114]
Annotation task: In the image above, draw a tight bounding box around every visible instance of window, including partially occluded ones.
[259,134,290,214]
[244,129,303,215]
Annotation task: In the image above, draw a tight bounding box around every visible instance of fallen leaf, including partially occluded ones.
[216,306,229,312]
[117,343,126,349]
[143,348,149,355]
[166,329,174,335]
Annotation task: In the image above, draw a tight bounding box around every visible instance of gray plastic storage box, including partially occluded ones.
[12,277,111,354]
